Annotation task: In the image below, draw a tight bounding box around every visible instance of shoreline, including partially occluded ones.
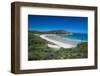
[40,34,80,49]
[63,37,87,43]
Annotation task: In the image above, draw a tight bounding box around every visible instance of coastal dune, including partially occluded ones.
[40,34,79,49]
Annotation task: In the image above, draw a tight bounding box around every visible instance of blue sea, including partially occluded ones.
[63,33,88,42]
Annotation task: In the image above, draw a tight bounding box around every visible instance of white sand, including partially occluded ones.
[47,44,61,49]
[40,34,79,49]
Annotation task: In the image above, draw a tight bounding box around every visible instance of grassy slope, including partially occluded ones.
[28,32,88,60]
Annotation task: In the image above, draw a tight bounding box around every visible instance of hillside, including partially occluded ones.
[29,30,70,34]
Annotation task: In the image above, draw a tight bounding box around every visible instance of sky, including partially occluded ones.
[28,15,88,34]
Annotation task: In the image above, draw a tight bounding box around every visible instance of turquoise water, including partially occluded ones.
[63,33,88,42]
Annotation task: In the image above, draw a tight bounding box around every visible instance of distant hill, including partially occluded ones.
[45,30,70,34]
[29,30,70,34]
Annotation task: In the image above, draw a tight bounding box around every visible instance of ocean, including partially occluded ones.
[63,33,88,42]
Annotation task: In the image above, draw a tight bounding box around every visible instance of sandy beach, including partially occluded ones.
[40,34,79,49]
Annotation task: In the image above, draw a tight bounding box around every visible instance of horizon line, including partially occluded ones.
[28,29,88,34]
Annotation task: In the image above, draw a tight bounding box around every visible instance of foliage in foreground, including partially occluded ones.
[28,32,88,60]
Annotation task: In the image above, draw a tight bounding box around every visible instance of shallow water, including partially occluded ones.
[63,33,88,42]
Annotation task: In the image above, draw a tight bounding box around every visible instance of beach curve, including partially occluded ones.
[40,34,79,49]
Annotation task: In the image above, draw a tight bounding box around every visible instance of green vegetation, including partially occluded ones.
[29,30,70,34]
[28,31,88,60]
